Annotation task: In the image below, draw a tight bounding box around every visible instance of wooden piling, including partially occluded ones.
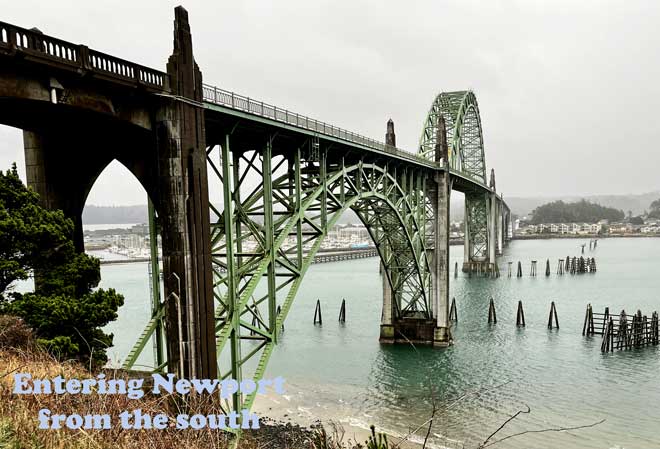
[596,307,659,351]
[338,298,346,323]
[508,261,513,277]
[449,297,458,322]
[600,307,609,334]
[454,261,458,278]
[548,301,559,329]
[276,305,284,331]
[314,299,323,325]
[517,261,522,277]
[582,303,595,336]
[601,318,613,352]
[516,300,526,327]
[530,260,537,276]
[633,310,643,348]
[250,310,258,336]
[617,310,628,350]
[488,297,497,324]
[545,259,550,276]
[557,259,564,275]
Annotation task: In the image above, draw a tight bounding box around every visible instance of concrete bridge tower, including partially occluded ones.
[22,7,217,379]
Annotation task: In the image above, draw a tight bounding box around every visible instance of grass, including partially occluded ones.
[0,335,248,449]
[0,316,396,449]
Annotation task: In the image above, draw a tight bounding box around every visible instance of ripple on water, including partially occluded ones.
[102,238,660,449]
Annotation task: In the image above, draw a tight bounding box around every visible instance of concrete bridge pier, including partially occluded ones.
[23,131,87,253]
[378,118,451,346]
[488,194,497,264]
[155,6,216,379]
[379,259,395,340]
[497,197,504,255]
[431,115,452,345]
[432,166,452,345]
[22,7,218,379]
[488,169,499,261]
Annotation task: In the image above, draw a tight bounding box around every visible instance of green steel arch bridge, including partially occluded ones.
[0,7,510,413]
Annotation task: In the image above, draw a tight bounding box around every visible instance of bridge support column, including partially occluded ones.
[488,193,497,263]
[497,199,504,255]
[379,260,395,340]
[156,6,216,379]
[431,116,452,345]
[23,131,92,253]
[432,169,452,346]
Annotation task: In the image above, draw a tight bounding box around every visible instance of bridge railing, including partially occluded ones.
[202,83,434,166]
[0,21,167,91]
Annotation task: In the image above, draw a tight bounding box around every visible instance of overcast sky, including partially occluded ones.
[1,0,659,206]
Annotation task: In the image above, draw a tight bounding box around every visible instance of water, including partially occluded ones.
[101,238,660,448]
[83,223,141,231]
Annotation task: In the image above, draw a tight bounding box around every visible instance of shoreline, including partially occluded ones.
[511,233,660,240]
[251,381,442,449]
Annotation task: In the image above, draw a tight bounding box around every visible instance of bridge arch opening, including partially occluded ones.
[82,159,163,370]
[208,144,436,396]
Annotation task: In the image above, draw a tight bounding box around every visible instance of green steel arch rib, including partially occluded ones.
[418,91,487,184]
[205,137,433,413]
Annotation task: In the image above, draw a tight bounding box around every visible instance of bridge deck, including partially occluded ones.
[0,18,506,205]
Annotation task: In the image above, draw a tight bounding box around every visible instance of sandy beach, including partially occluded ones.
[251,380,452,449]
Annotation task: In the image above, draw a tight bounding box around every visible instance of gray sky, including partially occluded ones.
[1,0,659,206]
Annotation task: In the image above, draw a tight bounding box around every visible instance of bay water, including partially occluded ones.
[101,238,660,448]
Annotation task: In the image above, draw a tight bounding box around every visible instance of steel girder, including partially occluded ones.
[418,91,490,262]
[418,91,486,180]
[205,135,432,412]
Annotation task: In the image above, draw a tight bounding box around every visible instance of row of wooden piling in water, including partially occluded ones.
[582,304,660,352]
[313,298,347,325]
[456,256,597,279]
[450,297,560,329]
[309,298,656,355]
[506,256,596,277]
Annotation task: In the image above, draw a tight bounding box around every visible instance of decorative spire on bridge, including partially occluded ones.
[434,115,448,163]
[489,168,496,191]
[385,118,396,147]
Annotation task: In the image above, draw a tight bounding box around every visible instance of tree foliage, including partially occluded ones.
[0,164,123,367]
[530,199,624,224]
[649,199,660,219]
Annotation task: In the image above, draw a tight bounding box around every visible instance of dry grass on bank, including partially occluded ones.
[0,316,254,449]
[0,347,251,449]
[0,316,377,449]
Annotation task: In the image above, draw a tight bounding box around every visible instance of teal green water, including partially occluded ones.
[102,238,660,448]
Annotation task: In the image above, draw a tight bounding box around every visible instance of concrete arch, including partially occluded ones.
[21,127,160,251]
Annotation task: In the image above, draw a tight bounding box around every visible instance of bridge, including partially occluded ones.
[0,7,510,413]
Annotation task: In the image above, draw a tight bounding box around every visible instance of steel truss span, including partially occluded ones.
[121,89,508,415]
[0,9,511,425]
[207,136,434,411]
[419,91,490,262]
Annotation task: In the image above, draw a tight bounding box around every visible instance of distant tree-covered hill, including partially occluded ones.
[82,191,659,225]
[529,200,624,224]
[82,205,147,224]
